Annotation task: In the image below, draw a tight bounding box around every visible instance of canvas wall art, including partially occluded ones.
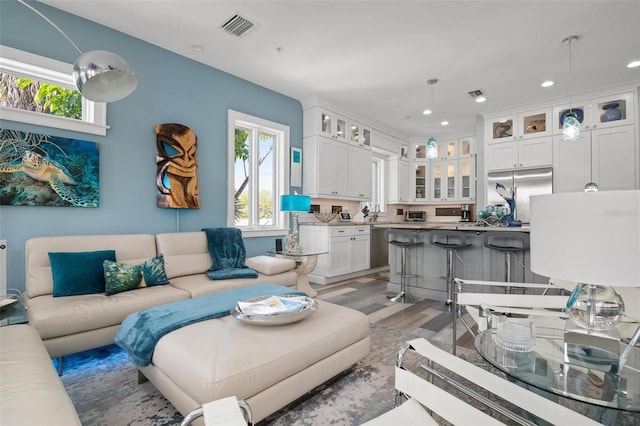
[0,128,99,207]
[154,123,200,209]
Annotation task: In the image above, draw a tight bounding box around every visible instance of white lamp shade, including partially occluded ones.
[530,190,640,287]
[73,50,137,102]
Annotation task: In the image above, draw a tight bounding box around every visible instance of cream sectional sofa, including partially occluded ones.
[24,231,298,359]
[0,324,81,425]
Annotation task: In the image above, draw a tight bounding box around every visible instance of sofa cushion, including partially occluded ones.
[141,254,170,286]
[104,260,143,295]
[27,285,190,340]
[245,256,296,276]
[169,271,298,298]
[156,232,212,279]
[49,250,117,297]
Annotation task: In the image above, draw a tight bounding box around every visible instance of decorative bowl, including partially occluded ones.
[313,211,338,223]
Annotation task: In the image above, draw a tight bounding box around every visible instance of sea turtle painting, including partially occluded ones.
[0,129,99,207]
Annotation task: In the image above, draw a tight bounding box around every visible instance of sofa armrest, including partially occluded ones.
[245,256,295,276]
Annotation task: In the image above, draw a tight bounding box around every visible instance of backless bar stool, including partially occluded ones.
[483,231,530,292]
[388,239,424,303]
[429,231,471,312]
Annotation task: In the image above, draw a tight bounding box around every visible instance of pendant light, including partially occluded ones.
[562,35,580,141]
[18,0,137,103]
[425,79,439,158]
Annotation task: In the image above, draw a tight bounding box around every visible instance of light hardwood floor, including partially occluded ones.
[310,272,477,351]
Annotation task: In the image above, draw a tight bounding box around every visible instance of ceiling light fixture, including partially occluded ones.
[475,96,487,103]
[18,0,137,103]
[562,35,581,141]
[541,80,555,88]
[627,60,640,68]
[423,78,438,115]
[441,121,449,126]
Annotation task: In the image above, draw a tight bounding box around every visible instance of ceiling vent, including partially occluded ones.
[468,89,484,98]
[220,14,256,37]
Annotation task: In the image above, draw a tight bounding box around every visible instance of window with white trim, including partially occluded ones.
[0,45,108,135]
[228,110,290,237]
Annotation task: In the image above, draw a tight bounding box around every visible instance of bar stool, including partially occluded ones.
[483,232,530,292]
[388,239,424,303]
[429,231,471,311]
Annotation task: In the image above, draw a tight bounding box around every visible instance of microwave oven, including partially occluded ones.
[405,211,426,222]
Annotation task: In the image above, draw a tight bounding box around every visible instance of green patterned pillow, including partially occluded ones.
[103,260,142,295]
[141,254,170,286]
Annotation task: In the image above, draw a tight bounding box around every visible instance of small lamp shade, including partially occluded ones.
[73,50,137,102]
[281,194,311,212]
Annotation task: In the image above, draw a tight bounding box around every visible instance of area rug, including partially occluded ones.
[61,323,421,425]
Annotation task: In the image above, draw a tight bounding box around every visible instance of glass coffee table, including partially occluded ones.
[267,250,328,298]
[475,326,639,422]
[1,296,28,327]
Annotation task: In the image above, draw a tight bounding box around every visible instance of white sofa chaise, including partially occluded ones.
[24,231,298,359]
[0,324,81,425]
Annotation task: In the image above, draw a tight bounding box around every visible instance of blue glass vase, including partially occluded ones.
[601,103,622,122]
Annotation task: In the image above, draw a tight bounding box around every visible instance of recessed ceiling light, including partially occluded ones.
[628,60,640,68]
[191,45,204,52]
[441,121,449,126]
[541,80,555,87]
[422,109,432,115]
[475,96,487,103]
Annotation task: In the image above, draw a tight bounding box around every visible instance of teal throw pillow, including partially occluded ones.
[141,254,170,286]
[104,260,143,295]
[49,250,116,297]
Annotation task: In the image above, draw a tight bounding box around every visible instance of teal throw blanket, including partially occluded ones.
[114,284,306,367]
[203,227,259,280]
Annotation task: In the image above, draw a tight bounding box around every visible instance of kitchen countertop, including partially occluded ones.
[300,221,530,232]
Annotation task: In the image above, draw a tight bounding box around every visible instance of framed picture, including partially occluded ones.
[290,147,302,187]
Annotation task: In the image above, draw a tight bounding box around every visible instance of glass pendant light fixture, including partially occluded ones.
[562,35,580,141]
[422,78,438,115]
[426,137,438,159]
[18,0,137,103]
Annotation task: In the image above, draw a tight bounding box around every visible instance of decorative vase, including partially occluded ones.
[601,103,622,122]
[566,283,625,331]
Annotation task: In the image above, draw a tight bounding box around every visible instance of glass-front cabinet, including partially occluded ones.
[413,164,428,202]
[430,160,457,202]
[552,92,635,132]
[319,109,348,142]
[458,157,476,201]
[459,136,475,157]
[435,139,458,160]
[414,143,427,160]
[350,121,371,148]
[487,108,551,143]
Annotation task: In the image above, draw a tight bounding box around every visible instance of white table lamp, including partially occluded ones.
[530,190,640,372]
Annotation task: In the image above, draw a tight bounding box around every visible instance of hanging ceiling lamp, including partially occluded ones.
[424,79,439,159]
[18,0,137,103]
[562,35,580,141]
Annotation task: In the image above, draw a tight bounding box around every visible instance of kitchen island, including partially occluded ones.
[373,222,546,302]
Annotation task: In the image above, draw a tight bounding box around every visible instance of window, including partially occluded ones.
[228,110,289,237]
[0,45,107,135]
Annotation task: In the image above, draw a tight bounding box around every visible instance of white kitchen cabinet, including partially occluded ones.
[458,156,476,202]
[299,225,371,279]
[552,91,635,134]
[434,138,459,160]
[412,163,428,202]
[429,160,457,202]
[458,136,475,158]
[350,121,372,148]
[371,130,398,154]
[486,108,552,143]
[386,158,410,203]
[414,136,475,161]
[349,145,372,199]
[303,136,372,200]
[303,106,348,142]
[486,136,552,171]
[553,125,637,192]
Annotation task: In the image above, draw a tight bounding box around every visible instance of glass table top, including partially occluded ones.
[267,249,328,257]
[475,326,640,412]
[0,299,28,327]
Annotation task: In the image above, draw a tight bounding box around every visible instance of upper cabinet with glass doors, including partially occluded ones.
[350,121,372,148]
[303,106,348,142]
[413,136,475,161]
[552,92,635,133]
[486,108,552,143]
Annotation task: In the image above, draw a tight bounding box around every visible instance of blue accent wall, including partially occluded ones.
[0,0,303,292]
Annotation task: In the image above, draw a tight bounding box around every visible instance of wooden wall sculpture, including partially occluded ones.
[154,123,200,209]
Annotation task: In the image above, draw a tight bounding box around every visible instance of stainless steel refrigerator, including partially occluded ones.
[486,167,553,224]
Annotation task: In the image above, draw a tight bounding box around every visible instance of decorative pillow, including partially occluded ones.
[49,250,116,297]
[103,260,142,295]
[141,254,170,286]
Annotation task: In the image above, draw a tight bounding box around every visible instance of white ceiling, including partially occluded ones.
[39,0,640,139]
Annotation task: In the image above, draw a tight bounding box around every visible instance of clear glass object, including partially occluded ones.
[426,137,438,159]
[495,317,536,352]
[566,284,625,331]
[562,112,581,141]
